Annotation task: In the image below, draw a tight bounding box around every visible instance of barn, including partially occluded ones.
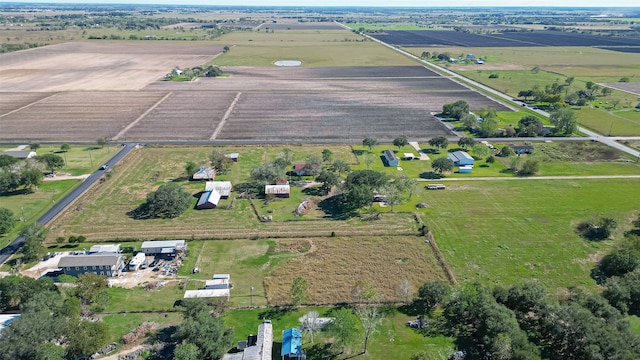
[265,184,290,198]
[140,240,186,255]
[205,181,232,198]
[192,166,216,180]
[384,149,399,166]
[196,189,221,209]
[448,151,474,166]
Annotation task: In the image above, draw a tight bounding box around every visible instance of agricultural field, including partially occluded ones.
[2,63,510,141]
[0,41,224,92]
[210,29,418,67]
[369,30,640,49]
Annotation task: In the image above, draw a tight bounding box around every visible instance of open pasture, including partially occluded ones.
[370,30,640,50]
[0,41,223,92]
[256,21,344,30]
[264,236,448,305]
[0,91,167,141]
[422,178,640,291]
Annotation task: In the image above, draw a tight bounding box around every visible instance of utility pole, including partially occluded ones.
[88,149,93,168]
[250,285,254,308]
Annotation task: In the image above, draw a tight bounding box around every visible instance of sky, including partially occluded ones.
[5,0,640,8]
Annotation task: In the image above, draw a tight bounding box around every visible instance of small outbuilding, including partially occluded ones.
[196,189,221,209]
[384,149,399,167]
[403,153,416,160]
[205,181,232,198]
[265,184,290,198]
[192,166,216,181]
[140,240,186,255]
[291,163,320,176]
[448,151,474,166]
[183,289,230,299]
[281,328,303,359]
[225,153,239,162]
[459,165,474,173]
[88,244,121,254]
[509,144,534,154]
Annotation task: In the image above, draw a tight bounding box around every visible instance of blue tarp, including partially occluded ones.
[281,328,302,356]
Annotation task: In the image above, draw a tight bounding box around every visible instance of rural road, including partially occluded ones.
[346,23,640,160]
[0,143,136,266]
[418,175,640,182]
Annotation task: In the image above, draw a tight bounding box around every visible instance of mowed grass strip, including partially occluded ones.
[421,178,640,291]
[576,108,640,136]
[264,236,448,306]
[213,30,417,66]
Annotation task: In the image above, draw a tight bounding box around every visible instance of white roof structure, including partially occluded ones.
[192,166,215,180]
[205,278,230,289]
[184,289,230,299]
[265,184,290,195]
[0,314,20,336]
[89,244,121,254]
[205,181,232,197]
[196,190,221,209]
[213,273,230,280]
[242,321,273,360]
[140,240,186,253]
[129,253,146,267]
[3,150,36,159]
[404,153,415,159]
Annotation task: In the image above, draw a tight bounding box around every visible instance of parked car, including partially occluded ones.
[100,164,109,170]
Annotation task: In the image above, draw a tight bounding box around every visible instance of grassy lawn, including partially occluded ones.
[576,108,640,136]
[102,312,182,343]
[212,30,417,66]
[420,178,640,291]
[223,306,455,360]
[629,315,640,336]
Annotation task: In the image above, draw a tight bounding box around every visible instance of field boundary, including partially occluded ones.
[210,91,242,140]
[113,92,173,141]
[427,231,458,285]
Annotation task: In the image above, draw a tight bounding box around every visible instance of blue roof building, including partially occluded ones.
[447,151,474,166]
[384,149,399,167]
[281,328,303,359]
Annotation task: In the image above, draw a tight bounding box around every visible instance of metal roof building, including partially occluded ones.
[192,166,216,180]
[183,289,230,299]
[140,240,186,255]
[447,151,474,166]
[281,328,303,359]
[241,320,273,360]
[384,149,399,167]
[196,189,221,209]
[89,244,121,254]
[265,184,290,198]
[205,181,232,198]
[57,254,124,277]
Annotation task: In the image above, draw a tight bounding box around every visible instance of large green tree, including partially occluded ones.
[362,138,378,152]
[143,183,192,219]
[415,281,450,314]
[324,308,358,354]
[393,135,409,150]
[0,208,15,234]
[0,154,18,168]
[209,149,233,174]
[20,168,43,191]
[36,154,65,173]
[316,171,338,195]
[290,276,310,306]
[431,158,454,174]
[174,299,234,360]
[550,107,578,135]
[20,223,48,263]
[442,100,469,120]
[428,136,448,151]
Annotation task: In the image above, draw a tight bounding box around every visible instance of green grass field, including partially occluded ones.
[420,178,640,291]
[577,108,640,136]
[0,145,114,248]
[212,30,417,66]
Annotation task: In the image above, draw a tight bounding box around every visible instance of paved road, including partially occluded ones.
[349,25,640,160]
[0,144,136,266]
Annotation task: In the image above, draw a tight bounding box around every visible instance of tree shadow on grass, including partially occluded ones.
[306,343,340,360]
[302,186,324,197]
[258,306,294,321]
[421,148,439,154]
[419,171,443,179]
[317,195,359,220]
[0,189,32,197]
[127,203,152,220]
